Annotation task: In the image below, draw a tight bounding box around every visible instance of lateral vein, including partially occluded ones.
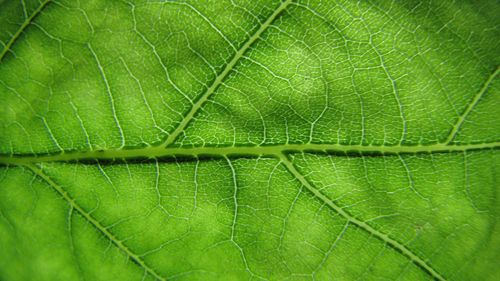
[444,66,499,144]
[24,163,166,281]
[0,0,52,62]
[159,0,293,148]
[278,153,446,281]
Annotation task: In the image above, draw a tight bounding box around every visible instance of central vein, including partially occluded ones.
[0,142,497,165]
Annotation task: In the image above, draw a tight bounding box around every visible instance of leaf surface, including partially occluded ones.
[0,0,499,280]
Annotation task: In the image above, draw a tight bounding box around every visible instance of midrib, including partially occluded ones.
[1,141,498,165]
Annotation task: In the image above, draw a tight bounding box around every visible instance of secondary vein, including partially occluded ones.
[444,66,499,144]
[278,153,446,281]
[0,0,52,62]
[24,163,166,281]
[159,0,293,148]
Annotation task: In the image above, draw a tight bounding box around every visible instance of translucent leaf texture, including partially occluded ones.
[0,0,499,280]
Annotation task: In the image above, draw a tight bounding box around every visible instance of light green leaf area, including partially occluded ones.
[0,0,499,280]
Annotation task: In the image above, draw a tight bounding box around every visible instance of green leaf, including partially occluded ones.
[0,0,499,280]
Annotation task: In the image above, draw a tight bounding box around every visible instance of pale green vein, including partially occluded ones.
[0,0,52,62]
[278,153,446,281]
[444,66,499,144]
[24,163,166,281]
[160,0,292,148]
[0,142,498,165]
[88,43,126,148]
